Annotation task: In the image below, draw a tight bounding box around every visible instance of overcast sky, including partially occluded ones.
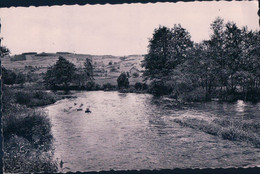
[0,1,258,56]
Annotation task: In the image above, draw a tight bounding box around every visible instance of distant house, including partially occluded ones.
[129,66,140,76]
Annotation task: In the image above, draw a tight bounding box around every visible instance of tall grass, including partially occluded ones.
[15,90,60,107]
[2,86,59,172]
[3,108,58,173]
[173,117,260,148]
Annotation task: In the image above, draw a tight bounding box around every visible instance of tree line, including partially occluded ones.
[44,56,93,90]
[142,17,259,102]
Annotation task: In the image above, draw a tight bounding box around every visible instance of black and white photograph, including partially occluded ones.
[0,0,259,173]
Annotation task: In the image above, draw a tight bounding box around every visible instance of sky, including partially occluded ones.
[0,1,258,56]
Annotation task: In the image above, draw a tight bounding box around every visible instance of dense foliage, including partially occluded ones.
[44,56,76,89]
[44,56,94,90]
[143,18,260,102]
[117,72,129,89]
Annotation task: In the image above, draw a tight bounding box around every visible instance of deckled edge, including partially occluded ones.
[0,0,260,174]
[0,0,251,8]
[1,16,3,174]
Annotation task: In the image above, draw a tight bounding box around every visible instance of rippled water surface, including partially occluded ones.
[45,91,260,172]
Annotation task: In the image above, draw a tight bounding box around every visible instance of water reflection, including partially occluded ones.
[236,100,246,113]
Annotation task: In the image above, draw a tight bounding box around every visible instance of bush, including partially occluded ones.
[134,82,143,90]
[4,137,58,173]
[178,87,206,102]
[16,73,26,84]
[103,83,115,90]
[15,91,32,105]
[86,81,96,90]
[148,80,172,96]
[3,110,58,173]
[117,72,129,89]
[3,110,53,149]
[142,83,148,90]
[95,84,101,90]
[15,90,58,107]
[2,67,17,85]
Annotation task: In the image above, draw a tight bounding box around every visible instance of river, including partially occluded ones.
[45,91,260,172]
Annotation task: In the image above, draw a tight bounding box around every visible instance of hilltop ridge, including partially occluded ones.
[2,53,145,85]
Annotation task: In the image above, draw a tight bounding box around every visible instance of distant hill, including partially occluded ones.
[2,53,145,85]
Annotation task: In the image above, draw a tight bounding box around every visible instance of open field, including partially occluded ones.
[2,53,145,85]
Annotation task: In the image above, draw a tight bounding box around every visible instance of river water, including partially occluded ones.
[45,91,260,172]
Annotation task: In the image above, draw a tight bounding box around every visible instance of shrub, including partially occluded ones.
[103,83,115,90]
[15,90,58,107]
[95,84,101,90]
[2,67,17,85]
[148,80,172,96]
[86,81,96,90]
[142,83,148,90]
[16,73,26,84]
[134,82,143,90]
[3,110,58,173]
[117,72,129,89]
[3,110,53,149]
[179,87,206,102]
[15,91,32,105]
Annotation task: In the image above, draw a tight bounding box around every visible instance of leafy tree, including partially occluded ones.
[117,72,129,89]
[84,58,93,80]
[143,25,193,80]
[44,56,76,89]
[143,26,173,79]
[142,25,193,96]
[74,58,93,87]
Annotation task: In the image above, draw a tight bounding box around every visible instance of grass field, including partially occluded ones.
[2,53,145,86]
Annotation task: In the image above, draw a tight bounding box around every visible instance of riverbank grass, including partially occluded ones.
[174,117,260,148]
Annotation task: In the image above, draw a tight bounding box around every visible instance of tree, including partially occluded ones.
[74,58,94,87]
[117,72,129,89]
[84,58,93,81]
[142,25,193,96]
[143,25,193,80]
[142,26,173,79]
[44,56,76,89]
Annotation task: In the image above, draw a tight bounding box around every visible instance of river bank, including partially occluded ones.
[2,85,77,173]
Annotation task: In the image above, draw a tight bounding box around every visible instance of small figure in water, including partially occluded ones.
[85,108,91,113]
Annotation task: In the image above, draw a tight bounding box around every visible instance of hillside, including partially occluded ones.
[2,53,145,85]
